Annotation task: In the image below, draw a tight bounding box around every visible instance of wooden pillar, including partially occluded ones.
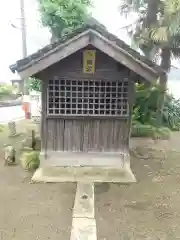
[127,72,136,146]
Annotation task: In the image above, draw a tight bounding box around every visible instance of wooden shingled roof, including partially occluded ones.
[10,21,166,83]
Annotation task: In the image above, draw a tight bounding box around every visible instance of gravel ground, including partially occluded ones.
[2,121,180,240]
[0,163,76,240]
[95,133,180,240]
[0,120,76,240]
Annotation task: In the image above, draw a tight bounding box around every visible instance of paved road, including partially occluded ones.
[0,106,24,124]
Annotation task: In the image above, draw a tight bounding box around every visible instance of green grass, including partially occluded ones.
[20,151,40,171]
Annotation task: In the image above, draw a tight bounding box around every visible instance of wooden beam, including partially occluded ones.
[91,29,163,74]
[91,32,159,83]
[92,36,158,82]
[17,28,163,83]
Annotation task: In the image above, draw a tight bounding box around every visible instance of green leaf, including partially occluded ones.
[38,0,92,38]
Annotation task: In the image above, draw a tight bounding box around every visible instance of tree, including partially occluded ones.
[120,0,180,125]
[29,0,92,91]
[27,78,41,92]
[133,83,180,130]
[120,0,180,72]
[38,0,92,39]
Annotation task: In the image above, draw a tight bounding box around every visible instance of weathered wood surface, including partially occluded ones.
[40,47,130,82]
[45,118,128,152]
[40,47,132,153]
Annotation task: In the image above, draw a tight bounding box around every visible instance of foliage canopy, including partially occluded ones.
[38,0,92,38]
[133,83,180,130]
[27,78,41,92]
[120,0,180,71]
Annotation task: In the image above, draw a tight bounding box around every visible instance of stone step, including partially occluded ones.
[32,166,136,183]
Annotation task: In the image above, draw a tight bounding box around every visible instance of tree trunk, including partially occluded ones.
[161,47,171,72]
[146,0,160,27]
[156,47,170,126]
[50,33,58,44]
[140,0,160,59]
[159,47,170,93]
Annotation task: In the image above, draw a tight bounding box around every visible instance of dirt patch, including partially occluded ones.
[0,121,76,240]
[95,132,180,240]
[0,163,76,240]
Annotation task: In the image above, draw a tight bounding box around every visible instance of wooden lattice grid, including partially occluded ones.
[47,78,129,116]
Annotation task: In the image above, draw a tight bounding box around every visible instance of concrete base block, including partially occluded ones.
[71,218,97,240]
[71,182,96,240]
[39,151,130,168]
[31,165,136,183]
[73,183,94,219]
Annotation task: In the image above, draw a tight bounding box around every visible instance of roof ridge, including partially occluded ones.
[10,21,165,76]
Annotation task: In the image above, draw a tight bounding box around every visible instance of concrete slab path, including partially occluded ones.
[71,183,97,240]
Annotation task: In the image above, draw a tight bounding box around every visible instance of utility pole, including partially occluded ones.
[20,0,30,118]
[20,0,27,59]
[20,0,28,95]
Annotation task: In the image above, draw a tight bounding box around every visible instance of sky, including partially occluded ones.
[0,0,133,82]
[0,0,50,82]
[0,0,180,98]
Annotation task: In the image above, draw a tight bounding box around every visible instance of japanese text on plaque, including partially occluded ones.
[83,50,96,74]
